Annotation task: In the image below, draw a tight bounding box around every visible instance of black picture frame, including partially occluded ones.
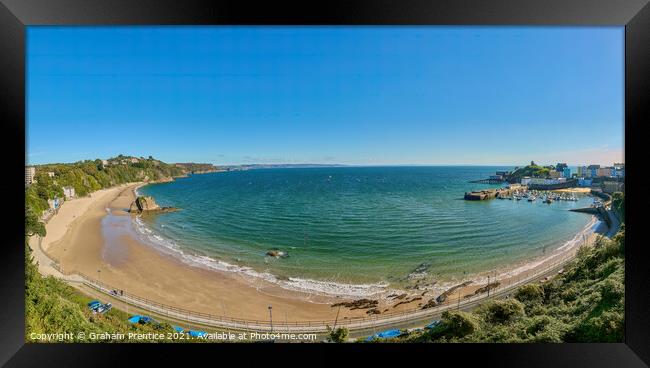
[1,0,648,366]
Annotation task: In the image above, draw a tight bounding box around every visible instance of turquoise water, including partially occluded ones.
[135,166,593,292]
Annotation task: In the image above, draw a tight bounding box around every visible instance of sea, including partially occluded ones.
[127,166,596,297]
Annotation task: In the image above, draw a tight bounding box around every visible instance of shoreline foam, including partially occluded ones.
[45,180,606,321]
[125,199,600,299]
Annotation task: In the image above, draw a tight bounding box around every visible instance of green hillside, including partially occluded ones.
[380,228,625,343]
[26,155,187,215]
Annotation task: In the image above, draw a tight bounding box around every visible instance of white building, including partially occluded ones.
[47,171,55,178]
[25,166,36,186]
[528,178,562,185]
[63,186,76,199]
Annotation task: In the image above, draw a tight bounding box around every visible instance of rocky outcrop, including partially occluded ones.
[266,249,289,258]
[129,196,178,214]
[436,281,473,303]
[331,299,378,310]
[421,298,438,310]
[473,281,500,295]
[393,296,422,308]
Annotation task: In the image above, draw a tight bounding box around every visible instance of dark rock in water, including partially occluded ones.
[407,262,431,280]
[266,249,289,258]
[413,262,431,274]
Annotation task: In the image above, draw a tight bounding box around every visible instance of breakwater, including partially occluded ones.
[464,187,517,201]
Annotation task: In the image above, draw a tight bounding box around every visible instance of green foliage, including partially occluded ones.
[477,299,525,325]
[611,192,624,223]
[404,229,625,343]
[25,243,180,343]
[416,311,479,342]
[33,155,186,199]
[25,208,46,237]
[326,326,349,343]
[509,165,552,179]
[25,155,188,220]
[514,284,545,306]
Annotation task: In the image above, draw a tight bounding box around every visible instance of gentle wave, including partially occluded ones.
[130,216,390,298]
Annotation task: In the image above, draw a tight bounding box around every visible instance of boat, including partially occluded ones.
[528,196,536,202]
[544,198,553,204]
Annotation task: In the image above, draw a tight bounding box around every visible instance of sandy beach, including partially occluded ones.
[552,187,592,194]
[40,181,606,322]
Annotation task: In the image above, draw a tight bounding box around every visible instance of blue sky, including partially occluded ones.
[27,26,624,166]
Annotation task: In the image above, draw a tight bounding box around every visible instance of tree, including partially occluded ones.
[434,311,479,339]
[515,284,545,305]
[25,207,46,237]
[478,299,525,324]
[326,326,349,343]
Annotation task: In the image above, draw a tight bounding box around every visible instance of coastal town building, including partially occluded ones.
[563,167,571,178]
[527,177,565,186]
[602,181,624,194]
[63,186,76,199]
[578,178,593,187]
[597,167,613,177]
[587,165,600,178]
[47,171,55,178]
[25,166,36,186]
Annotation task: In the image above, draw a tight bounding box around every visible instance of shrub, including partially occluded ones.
[515,284,545,305]
[479,299,525,325]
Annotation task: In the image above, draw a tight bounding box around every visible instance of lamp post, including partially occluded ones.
[487,275,491,298]
[268,305,273,333]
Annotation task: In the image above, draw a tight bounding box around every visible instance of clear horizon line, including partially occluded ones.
[27,159,624,167]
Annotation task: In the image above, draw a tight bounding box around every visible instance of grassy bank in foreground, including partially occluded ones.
[370,228,624,343]
[25,242,184,343]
